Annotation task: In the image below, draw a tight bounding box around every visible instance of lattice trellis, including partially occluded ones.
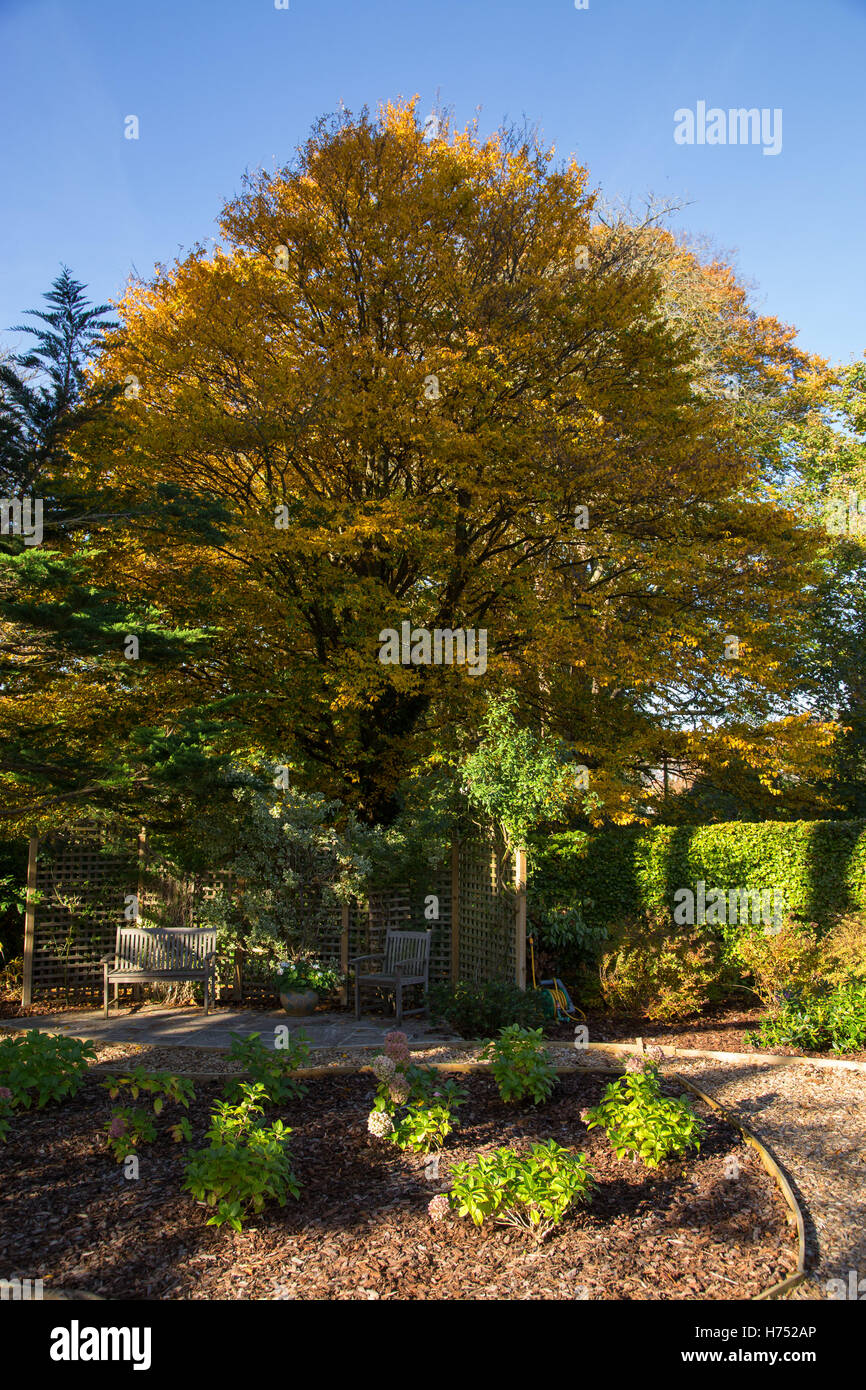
[23,828,137,1004]
[22,829,525,1004]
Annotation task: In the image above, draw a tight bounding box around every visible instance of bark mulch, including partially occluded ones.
[548,1004,866,1064]
[0,1069,798,1301]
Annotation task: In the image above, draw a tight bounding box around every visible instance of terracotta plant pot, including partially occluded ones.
[279,989,319,1016]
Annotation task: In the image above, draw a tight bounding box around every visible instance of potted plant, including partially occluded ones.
[274,957,342,1016]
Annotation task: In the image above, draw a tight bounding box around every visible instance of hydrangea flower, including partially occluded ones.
[384,1030,410,1061]
[108,1116,127,1139]
[578,1106,592,1123]
[389,1078,410,1105]
[625,1054,644,1072]
[0,1086,12,1101]
[371,1054,396,1082]
[367,1110,394,1138]
[428,1194,450,1223]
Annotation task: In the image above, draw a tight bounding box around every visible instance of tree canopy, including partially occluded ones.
[0,101,847,839]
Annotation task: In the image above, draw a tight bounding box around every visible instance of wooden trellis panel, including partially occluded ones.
[22,827,137,1005]
[22,831,524,1004]
[455,834,520,985]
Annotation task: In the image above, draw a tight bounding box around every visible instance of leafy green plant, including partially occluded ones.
[223,1031,310,1104]
[428,979,548,1038]
[584,1062,705,1167]
[751,982,866,1054]
[103,1106,157,1163]
[0,1030,95,1111]
[367,1054,466,1155]
[183,1083,300,1231]
[0,1085,13,1142]
[101,1067,196,1114]
[482,1025,557,1105]
[448,1141,595,1243]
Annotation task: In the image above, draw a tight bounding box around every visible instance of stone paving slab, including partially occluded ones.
[0,1005,456,1051]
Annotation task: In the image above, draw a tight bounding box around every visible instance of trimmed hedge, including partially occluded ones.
[529,820,866,935]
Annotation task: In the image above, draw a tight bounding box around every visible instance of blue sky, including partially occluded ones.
[1,0,864,366]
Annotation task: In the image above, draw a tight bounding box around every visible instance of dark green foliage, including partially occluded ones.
[530,820,866,946]
[750,982,866,1054]
[428,979,549,1038]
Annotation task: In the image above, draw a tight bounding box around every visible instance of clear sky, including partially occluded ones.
[1,0,864,366]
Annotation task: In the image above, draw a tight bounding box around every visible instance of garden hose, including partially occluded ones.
[529,934,584,1022]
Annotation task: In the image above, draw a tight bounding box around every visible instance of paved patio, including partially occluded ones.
[0,1005,456,1051]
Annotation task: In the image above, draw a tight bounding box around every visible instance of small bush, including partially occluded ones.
[751,982,866,1054]
[101,1068,196,1114]
[103,1107,157,1163]
[0,1030,95,1112]
[822,914,866,987]
[733,919,824,1005]
[223,1031,310,1104]
[599,913,720,1021]
[367,1055,466,1155]
[428,980,548,1038]
[183,1083,300,1231]
[585,1060,705,1167]
[482,1024,557,1105]
[448,1141,595,1243]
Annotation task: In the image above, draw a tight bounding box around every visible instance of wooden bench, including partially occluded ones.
[101,926,218,1018]
[350,929,432,1026]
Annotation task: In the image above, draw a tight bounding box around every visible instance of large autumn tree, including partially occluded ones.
[1,100,839,831]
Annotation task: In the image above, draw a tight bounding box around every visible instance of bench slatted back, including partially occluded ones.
[114,926,217,975]
[383,930,431,980]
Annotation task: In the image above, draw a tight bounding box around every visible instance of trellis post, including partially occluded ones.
[340,903,350,1005]
[21,835,38,1006]
[450,838,460,984]
[515,847,527,990]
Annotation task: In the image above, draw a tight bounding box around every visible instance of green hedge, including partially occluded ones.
[528,820,866,934]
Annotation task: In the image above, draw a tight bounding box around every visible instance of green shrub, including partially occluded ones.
[103,1106,157,1163]
[733,920,824,1006]
[0,1030,95,1112]
[101,1068,196,1113]
[751,982,866,1054]
[585,1061,705,1167]
[448,1141,595,1243]
[367,1053,466,1154]
[599,913,721,1020]
[482,1024,557,1105]
[183,1083,300,1231]
[223,1031,310,1104]
[428,980,548,1038]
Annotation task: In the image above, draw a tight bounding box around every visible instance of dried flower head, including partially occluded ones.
[384,1030,410,1061]
[428,1194,450,1223]
[371,1054,396,1082]
[367,1109,394,1138]
[108,1115,127,1139]
[0,1086,13,1101]
[625,1054,644,1072]
[389,1078,410,1105]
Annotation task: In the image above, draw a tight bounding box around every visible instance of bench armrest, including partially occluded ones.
[100,953,115,965]
[349,952,384,965]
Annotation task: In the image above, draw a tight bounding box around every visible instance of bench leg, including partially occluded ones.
[203,972,209,1016]
[103,966,109,1020]
[396,982,403,1027]
[355,973,361,1020]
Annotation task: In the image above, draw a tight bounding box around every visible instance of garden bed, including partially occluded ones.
[0,1068,799,1300]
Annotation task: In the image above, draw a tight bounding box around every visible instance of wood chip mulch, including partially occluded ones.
[0,1068,798,1301]
[547,1004,866,1063]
